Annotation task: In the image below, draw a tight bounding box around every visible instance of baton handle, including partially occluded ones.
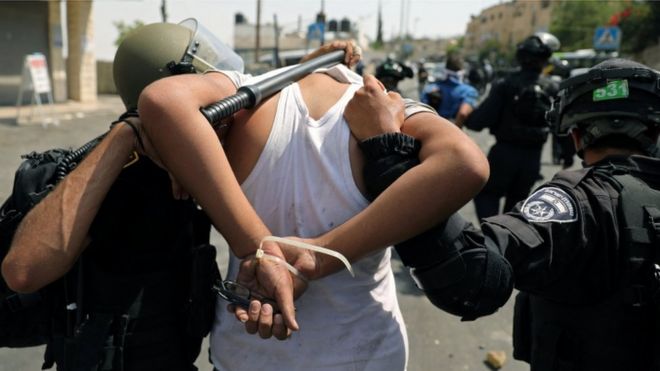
[201,50,346,125]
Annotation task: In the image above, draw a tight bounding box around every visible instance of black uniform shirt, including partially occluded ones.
[86,157,197,315]
[481,155,660,304]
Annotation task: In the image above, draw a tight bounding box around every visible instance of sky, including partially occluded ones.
[92,0,502,60]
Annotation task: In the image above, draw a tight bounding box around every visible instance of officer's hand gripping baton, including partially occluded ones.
[200,50,346,126]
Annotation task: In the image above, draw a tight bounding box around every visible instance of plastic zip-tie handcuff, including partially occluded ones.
[256,236,355,280]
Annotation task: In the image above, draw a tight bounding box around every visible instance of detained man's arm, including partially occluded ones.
[138,73,274,258]
[2,122,137,293]
[312,81,489,277]
[138,72,299,332]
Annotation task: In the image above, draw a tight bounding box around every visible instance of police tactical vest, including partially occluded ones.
[42,158,219,371]
[595,159,660,307]
[495,71,555,148]
[513,156,660,371]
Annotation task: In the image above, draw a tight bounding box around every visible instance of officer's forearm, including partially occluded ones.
[2,124,135,293]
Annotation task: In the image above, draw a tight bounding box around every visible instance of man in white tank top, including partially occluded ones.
[138,53,490,370]
[208,65,419,370]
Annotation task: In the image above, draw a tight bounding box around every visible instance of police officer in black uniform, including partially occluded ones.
[359,58,660,370]
[465,32,560,220]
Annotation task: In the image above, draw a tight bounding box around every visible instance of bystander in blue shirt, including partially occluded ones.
[421,70,478,126]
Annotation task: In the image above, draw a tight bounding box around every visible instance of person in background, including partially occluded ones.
[420,52,478,127]
[374,54,414,95]
[465,32,560,220]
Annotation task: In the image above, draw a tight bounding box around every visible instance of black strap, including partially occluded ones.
[110,111,144,151]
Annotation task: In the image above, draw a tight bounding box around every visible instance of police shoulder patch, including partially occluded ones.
[521,187,578,223]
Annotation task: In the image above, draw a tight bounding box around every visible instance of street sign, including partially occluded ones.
[593,26,621,51]
[15,53,57,126]
[307,22,325,43]
[26,53,52,94]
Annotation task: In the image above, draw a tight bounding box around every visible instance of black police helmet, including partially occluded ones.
[375,60,413,81]
[547,58,660,155]
[516,32,559,62]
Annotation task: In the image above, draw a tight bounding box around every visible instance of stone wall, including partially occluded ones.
[96,61,116,94]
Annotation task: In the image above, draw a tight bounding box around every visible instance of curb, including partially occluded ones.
[0,95,124,126]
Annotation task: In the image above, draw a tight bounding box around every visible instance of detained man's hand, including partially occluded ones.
[300,39,362,68]
[232,241,304,340]
[344,74,405,141]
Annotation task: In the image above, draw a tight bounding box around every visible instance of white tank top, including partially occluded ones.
[210,65,408,371]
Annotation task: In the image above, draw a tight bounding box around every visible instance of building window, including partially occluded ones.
[541,0,550,9]
[499,12,503,19]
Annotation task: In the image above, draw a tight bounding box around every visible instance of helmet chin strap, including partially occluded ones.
[189,53,216,72]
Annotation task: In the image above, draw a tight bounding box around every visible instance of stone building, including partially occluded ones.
[463,0,554,57]
[0,1,96,105]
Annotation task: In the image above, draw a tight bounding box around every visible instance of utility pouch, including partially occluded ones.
[185,243,221,339]
[43,312,114,370]
[512,291,532,363]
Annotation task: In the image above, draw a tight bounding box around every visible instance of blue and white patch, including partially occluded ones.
[521,187,578,223]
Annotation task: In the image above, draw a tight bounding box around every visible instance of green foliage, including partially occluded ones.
[550,0,660,54]
[618,1,660,53]
[550,0,619,51]
[113,20,146,47]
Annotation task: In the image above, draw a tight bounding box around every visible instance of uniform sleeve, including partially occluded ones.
[463,78,506,131]
[481,184,613,302]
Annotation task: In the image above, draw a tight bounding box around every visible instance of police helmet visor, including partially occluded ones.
[179,18,244,73]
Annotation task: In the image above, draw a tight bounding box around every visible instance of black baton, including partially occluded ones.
[200,50,346,126]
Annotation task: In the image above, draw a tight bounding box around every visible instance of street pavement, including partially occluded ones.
[0,82,573,370]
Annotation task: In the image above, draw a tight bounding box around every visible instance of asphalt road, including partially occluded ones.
[0,82,573,370]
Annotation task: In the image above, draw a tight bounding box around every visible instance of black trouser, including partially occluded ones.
[474,141,543,220]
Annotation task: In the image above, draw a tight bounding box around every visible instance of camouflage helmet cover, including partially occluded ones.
[113,19,244,111]
[113,22,192,111]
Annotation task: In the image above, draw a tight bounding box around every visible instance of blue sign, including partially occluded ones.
[593,26,621,51]
[307,22,325,43]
